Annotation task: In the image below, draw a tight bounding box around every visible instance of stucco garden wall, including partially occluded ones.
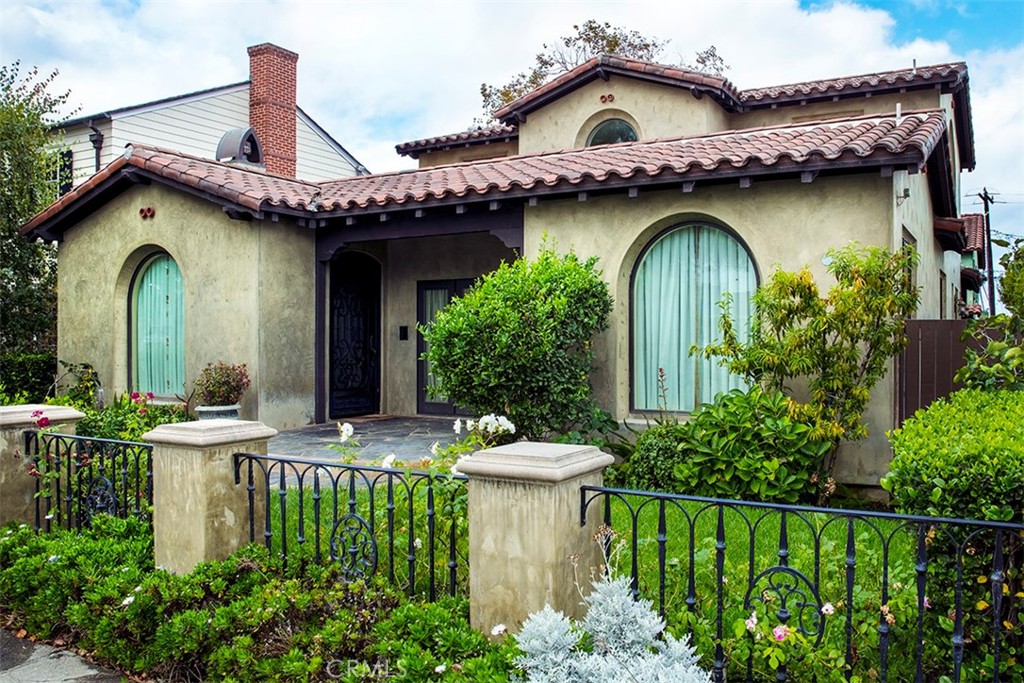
[517,76,731,155]
[522,173,922,486]
[56,183,315,429]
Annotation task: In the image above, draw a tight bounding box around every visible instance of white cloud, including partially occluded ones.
[1,0,1019,234]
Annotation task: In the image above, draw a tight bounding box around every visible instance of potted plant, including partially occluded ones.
[193,361,250,420]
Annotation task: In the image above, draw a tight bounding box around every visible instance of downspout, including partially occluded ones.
[88,123,104,172]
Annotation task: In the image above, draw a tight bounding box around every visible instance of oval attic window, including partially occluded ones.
[586,119,638,146]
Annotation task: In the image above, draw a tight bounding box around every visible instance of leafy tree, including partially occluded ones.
[479,20,728,118]
[998,236,1024,317]
[0,61,70,356]
[421,245,613,440]
[954,236,1024,391]
[700,244,919,479]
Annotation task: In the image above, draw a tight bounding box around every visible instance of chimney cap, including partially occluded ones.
[247,43,298,61]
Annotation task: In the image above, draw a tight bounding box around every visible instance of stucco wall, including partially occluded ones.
[56,183,314,429]
[380,232,517,416]
[416,141,519,168]
[735,90,940,130]
[518,76,731,155]
[522,173,916,485]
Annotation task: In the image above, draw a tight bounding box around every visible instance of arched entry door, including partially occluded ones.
[329,252,381,417]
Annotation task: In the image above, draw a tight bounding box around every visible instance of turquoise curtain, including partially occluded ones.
[634,225,755,412]
[134,254,184,395]
[422,286,451,404]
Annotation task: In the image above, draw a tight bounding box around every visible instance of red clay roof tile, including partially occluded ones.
[320,110,946,212]
[963,213,986,259]
[740,62,967,103]
[396,124,518,158]
[23,110,947,237]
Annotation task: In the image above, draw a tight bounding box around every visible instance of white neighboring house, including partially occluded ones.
[53,43,366,194]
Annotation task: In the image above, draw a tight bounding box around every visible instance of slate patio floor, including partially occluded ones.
[267,415,458,465]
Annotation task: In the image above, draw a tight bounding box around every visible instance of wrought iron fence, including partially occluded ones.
[233,452,468,601]
[23,430,153,532]
[580,485,1024,683]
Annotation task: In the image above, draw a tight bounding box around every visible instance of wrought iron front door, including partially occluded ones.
[329,253,381,418]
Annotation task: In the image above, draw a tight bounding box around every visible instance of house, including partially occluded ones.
[22,55,976,488]
[53,43,367,191]
[961,213,986,314]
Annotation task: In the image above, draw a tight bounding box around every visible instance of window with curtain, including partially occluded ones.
[586,119,638,146]
[633,224,757,412]
[132,253,185,395]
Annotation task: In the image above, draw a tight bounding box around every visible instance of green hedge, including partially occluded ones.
[623,388,829,503]
[0,352,55,403]
[0,518,514,682]
[883,389,1024,522]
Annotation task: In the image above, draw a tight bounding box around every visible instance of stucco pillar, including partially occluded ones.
[458,442,614,634]
[0,404,85,526]
[145,419,277,573]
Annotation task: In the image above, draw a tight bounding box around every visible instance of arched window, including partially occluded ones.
[632,223,757,412]
[586,119,638,146]
[131,253,184,395]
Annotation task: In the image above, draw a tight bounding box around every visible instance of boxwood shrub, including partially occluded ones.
[622,388,829,503]
[883,388,1024,522]
[0,517,515,682]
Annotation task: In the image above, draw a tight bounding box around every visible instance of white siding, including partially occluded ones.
[62,120,112,187]
[57,84,360,186]
[109,89,250,163]
[296,116,358,181]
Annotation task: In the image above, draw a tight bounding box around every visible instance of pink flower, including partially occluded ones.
[924,597,931,610]
[745,612,758,632]
[146,392,155,399]
[130,392,140,400]
[138,408,148,415]
[772,625,791,642]
[36,416,50,428]
[31,410,42,418]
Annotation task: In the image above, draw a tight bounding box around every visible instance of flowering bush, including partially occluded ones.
[194,361,250,406]
[436,413,517,474]
[74,392,186,441]
[328,421,361,463]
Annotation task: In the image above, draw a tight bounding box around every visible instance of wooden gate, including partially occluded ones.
[897,319,983,424]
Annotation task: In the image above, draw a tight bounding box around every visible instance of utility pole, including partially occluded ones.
[979,188,996,315]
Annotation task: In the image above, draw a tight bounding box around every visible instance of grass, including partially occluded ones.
[235,455,469,601]
[593,489,1022,682]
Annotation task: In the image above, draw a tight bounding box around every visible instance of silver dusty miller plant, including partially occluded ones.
[513,529,711,683]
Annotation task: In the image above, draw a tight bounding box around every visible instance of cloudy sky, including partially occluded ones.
[2,0,1022,283]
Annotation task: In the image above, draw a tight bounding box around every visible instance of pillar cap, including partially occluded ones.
[458,441,613,484]
[0,404,85,428]
[144,419,277,447]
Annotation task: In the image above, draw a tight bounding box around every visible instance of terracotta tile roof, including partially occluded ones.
[318,110,947,212]
[494,55,739,123]
[22,145,320,237]
[491,55,968,125]
[739,62,968,104]
[396,124,518,158]
[24,110,947,238]
[962,213,986,252]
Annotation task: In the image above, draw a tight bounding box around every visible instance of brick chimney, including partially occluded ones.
[247,43,298,177]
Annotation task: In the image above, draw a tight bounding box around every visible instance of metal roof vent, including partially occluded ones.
[216,127,264,166]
